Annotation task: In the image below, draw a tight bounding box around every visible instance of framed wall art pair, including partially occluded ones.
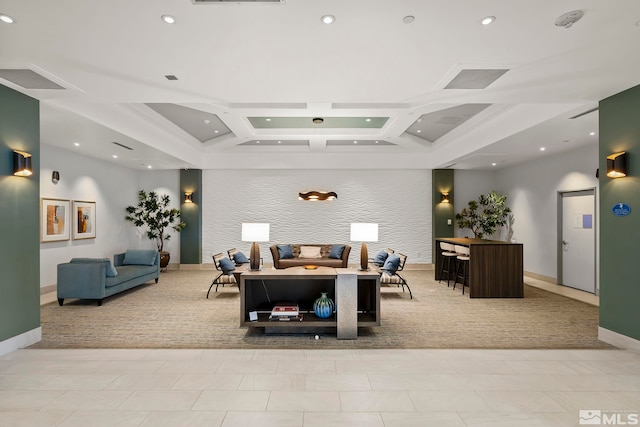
[41,198,96,242]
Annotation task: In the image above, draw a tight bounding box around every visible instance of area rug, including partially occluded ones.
[32,269,610,349]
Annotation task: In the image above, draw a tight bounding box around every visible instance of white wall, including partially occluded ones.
[40,145,180,288]
[496,144,598,280]
[202,169,432,264]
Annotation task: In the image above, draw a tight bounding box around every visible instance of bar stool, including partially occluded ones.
[439,242,458,287]
[453,245,470,295]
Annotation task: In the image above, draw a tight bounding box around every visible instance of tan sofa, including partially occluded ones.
[270,244,351,269]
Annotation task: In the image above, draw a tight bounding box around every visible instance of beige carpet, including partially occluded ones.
[33,269,610,349]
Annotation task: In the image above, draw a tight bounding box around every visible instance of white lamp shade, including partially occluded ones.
[241,223,270,242]
[350,223,378,242]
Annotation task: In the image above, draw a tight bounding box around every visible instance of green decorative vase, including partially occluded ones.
[313,292,334,319]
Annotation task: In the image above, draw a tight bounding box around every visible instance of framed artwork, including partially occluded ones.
[41,198,70,242]
[72,200,96,240]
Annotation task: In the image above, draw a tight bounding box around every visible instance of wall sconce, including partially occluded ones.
[52,171,60,184]
[441,192,450,203]
[606,152,627,178]
[13,150,33,177]
[184,192,193,203]
[298,191,337,201]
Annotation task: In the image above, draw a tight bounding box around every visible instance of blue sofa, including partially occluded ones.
[57,250,160,306]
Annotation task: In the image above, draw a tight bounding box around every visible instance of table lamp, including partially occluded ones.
[350,223,378,271]
[241,223,270,271]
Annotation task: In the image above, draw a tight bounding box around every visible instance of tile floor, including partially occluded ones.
[13,278,625,426]
[1,348,639,426]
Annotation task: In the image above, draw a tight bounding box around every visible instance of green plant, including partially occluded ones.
[125,190,186,252]
[455,191,511,239]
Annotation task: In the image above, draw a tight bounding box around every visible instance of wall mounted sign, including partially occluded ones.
[612,202,631,217]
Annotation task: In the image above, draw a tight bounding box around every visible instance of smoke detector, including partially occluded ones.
[555,10,584,29]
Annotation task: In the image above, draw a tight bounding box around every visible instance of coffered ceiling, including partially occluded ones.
[1,1,639,170]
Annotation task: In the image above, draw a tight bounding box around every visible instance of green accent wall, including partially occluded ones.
[599,84,640,341]
[432,169,455,261]
[0,84,40,342]
[180,169,202,264]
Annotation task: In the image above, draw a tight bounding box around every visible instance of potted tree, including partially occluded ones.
[455,191,511,239]
[125,190,186,269]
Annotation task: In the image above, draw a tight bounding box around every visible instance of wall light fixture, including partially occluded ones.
[13,150,32,177]
[606,152,627,178]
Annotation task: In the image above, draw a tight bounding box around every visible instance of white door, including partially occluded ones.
[560,190,596,293]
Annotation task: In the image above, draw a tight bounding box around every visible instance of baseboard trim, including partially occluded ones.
[0,327,42,356]
[598,327,640,351]
[524,271,557,284]
[41,284,56,295]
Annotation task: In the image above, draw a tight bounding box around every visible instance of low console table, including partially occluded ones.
[239,266,380,339]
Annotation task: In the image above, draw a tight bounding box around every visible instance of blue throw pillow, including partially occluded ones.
[382,254,401,274]
[70,258,118,277]
[218,257,236,274]
[232,251,249,264]
[374,250,390,266]
[122,250,157,266]
[328,244,345,259]
[277,244,294,259]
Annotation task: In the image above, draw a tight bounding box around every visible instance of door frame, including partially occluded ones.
[556,188,598,294]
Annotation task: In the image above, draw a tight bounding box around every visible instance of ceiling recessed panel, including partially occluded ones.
[239,140,309,146]
[327,140,395,146]
[406,104,492,141]
[248,117,388,129]
[145,103,232,142]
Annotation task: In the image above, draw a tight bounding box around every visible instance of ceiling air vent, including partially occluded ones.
[193,0,283,3]
[0,69,65,89]
[112,141,134,151]
[444,69,509,89]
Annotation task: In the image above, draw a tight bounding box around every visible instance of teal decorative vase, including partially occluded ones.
[313,292,334,319]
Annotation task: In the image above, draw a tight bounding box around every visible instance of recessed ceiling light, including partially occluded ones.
[416,129,422,133]
[161,14,176,24]
[365,118,371,122]
[256,141,260,144]
[112,155,118,158]
[402,15,415,24]
[204,119,210,124]
[74,142,80,147]
[375,141,379,144]
[278,141,282,144]
[416,118,423,122]
[0,13,15,24]
[147,165,152,169]
[265,118,271,122]
[353,140,358,144]
[589,131,595,136]
[481,16,496,25]
[540,147,546,151]
[214,130,219,133]
[321,15,335,24]
[492,163,497,166]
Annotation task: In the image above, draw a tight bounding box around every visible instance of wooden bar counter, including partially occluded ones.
[434,237,523,298]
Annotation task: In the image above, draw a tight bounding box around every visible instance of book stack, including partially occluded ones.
[269,303,303,321]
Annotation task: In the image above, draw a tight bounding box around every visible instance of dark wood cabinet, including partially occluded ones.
[435,237,523,298]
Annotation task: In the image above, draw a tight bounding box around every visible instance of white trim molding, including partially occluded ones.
[0,327,42,357]
[598,327,640,352]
